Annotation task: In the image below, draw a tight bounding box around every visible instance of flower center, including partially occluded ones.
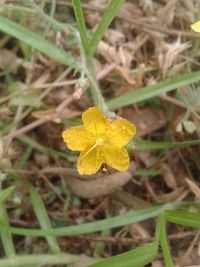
[96,134,107,145]
[97,138,103,143]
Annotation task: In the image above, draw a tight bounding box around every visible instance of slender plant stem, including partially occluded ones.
[71,0,110,114]
[27,0,77,34]
[43,0,57,37]
[85,56,110,113]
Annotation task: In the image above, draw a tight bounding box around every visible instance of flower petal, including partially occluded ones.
[62,126,95,151]
[191,21,200,33]
[103,143,129,172]
[82,107,109,135]
[77,146,103,175]
[108,118,136,147]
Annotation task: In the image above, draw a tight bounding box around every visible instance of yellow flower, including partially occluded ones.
[62,107,136,175]
[191,21,200,33]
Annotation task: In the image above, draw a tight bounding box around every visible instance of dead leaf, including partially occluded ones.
[74,254,97,267]
[0,49,18,70]
[65,163,136,199]
[157,0,178,27]
[123,107,166,137]
[161,163,177,189]
[104,29,125,46]
[156,187,186,202]
[32,109,60,123]
[0,138,3,159]
[185,178,200,200]
[97,41,136,85]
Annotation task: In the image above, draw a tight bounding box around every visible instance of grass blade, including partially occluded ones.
[0,205,15,257]
[4,203,173,237]
[90,0,125,55]
[165,210,200,228]
[0,186,16,205]
[0,253,78,267]
[16,134,70,159]
[108,71,200,109]
[136,139,200,150]
[27,182,60,253]
[88,241,158,267]
[0,15,80,70]
[159,215,174,267]
[72,0,90,55]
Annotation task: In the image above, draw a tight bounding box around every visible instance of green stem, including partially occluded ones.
[71,0,110,114]
[85,56,110,113]
[27,0,76,34]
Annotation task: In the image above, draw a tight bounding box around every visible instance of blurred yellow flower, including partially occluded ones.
[191,21,200,32]
[62,107,136,175]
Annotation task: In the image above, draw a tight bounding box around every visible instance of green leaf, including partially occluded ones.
[4,203,172,237]
[0,15,80,70]
[165,210,200,228]
[107,71,200,109]
[88,241,158,267]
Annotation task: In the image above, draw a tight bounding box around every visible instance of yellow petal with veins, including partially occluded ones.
[82,107,109,135]
[102,143,129,172]
[62,126,95,151]
[108,118,136,147]
[77,146,103,175]
[191,21,200,33]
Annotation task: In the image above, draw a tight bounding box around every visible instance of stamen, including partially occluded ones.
[102,164,107,172]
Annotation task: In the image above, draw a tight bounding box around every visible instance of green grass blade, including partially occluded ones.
[0,15,80,70]
[0,186,16,205]
[136,139,200,150]
[134,168,161,176]
[159,215,174,267]
[0,253,78,267]
[108,71,200,109]
[27,182,60,253]
[17,134,70,159]
[88,241,158,267]
[17,135,48,154]
[0,205,15,257]
[72,0,90,55]
[90,0,125,55]
[165,210,200,228]
[17,146,32,169]
[4,203,173,237]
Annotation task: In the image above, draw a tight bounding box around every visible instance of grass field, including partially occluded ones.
[0,1,200,266]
